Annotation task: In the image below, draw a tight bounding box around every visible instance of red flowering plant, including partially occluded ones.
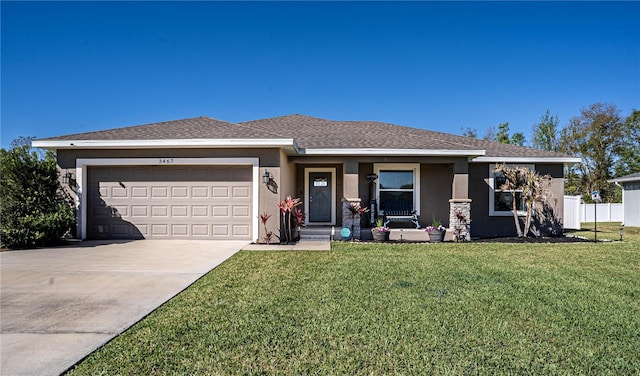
[347,202,369,216]
[346,201,370,240]
[293,208,306,229]
[259,212,277,244]
[278,196,302,243]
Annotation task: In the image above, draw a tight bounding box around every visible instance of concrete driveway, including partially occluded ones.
[1,240,247,376]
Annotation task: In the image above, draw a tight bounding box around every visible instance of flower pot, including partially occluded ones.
[371,230,390,242]
[428,231,445,243]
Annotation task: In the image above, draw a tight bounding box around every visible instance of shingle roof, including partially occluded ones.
[36,113,577,159]
[610,171,640,183]
[40,116,282,140]
[240,114,574,158]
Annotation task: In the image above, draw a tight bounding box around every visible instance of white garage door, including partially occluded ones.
[87,165,253,240]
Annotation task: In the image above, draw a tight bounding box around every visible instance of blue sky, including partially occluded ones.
[2,1,639,149]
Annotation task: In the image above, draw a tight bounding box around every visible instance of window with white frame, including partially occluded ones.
[489,164,534,216]
[374,163,420,214]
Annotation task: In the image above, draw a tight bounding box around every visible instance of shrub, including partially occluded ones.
[0,146,75,249]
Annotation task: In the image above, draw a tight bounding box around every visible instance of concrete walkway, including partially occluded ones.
[0,240,247,376]
[242,240,331,251]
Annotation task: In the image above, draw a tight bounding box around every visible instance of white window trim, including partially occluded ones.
[75,158,259,240]
[304,167,336,225]
[374,163,421,215]
[488,164,535,216]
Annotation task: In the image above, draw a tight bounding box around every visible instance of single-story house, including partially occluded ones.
[609,172,640,227]
[32,114,580,241]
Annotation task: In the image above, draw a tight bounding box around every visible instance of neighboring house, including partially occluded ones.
[609,172,640,227]
[32,114,580,241]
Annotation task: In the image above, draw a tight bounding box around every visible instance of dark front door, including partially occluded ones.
[309,172,332,222]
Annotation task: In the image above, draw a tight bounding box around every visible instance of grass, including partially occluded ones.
[565,221,640,242]
[68,229,640,375]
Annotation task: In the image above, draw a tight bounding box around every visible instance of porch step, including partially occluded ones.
[299,234,331,242]
[299,226,333,241]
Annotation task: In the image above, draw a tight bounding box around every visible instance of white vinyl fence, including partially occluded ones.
[563,195,624,229]
[581,202,624,222]
[563,195,582,230]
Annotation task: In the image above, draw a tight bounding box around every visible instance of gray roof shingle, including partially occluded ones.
[240,114,574,158]
[40,116,283,141]
[37,114,577,159]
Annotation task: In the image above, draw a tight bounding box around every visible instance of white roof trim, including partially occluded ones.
[303,148,486,156]
[32,138,299,151]
[471,156,581,163]
[609,176,640,183]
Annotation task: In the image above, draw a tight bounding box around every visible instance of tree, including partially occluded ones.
[496,122,511,144]
[613,109,640,177]
[494,121,526,146]
[461,127,478,138]
[494,163,555,238]
[483,126,496,141]
[10,136,35,149]
[510,132,526,146]
[559,103,625,203]
[0,144,75,248]
[532,109,560,151]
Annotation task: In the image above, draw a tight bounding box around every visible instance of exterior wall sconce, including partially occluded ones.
[63,170,73,185]
[262,169,273,185]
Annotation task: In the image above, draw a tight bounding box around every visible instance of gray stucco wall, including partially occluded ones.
[469,162,565,238]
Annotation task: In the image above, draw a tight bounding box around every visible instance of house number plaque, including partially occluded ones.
[313,178,328,187]
[158,158,174,164]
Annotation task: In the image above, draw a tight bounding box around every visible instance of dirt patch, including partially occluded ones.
[473,235,591,243]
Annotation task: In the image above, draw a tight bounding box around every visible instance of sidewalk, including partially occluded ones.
[242,241,331,251]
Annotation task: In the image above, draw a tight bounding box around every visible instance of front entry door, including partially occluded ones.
[308,171,332,222]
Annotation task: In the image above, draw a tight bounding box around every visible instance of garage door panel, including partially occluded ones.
[131,206,148,217]
[191,186,209,198]
[212,206,229,217]
[171,186,188,198]
[192,224,209,236]
[192,206,208,216]
[232,206,250,217]
[232,186,251,198]
[151,224,169,236]
[131,186,148,198]
[151,187,168,198]
[233,224,250,235]
[151,206,168,217]
[87,166,253,240]
[212,187,229,198]
[171,224,189,236]
[171,206,188,217]
[212,225,229,236]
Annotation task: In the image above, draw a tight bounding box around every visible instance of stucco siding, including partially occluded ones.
[420,164,453,228]
[470,162,566,238]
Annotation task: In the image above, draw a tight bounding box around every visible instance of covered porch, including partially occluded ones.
[287,156,472,241]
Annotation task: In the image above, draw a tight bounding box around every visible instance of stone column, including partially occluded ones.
[342,197,362,239]
[449,199,471,241]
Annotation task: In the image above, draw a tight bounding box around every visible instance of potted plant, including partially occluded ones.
[371,218,390,242]
[425,218,446,243]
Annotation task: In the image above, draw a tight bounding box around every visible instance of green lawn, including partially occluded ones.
[69,234,639,375]
[566,221,640,242]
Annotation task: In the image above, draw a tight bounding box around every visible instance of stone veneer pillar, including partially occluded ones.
[449,199,472,241]
[342,197,362,239]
